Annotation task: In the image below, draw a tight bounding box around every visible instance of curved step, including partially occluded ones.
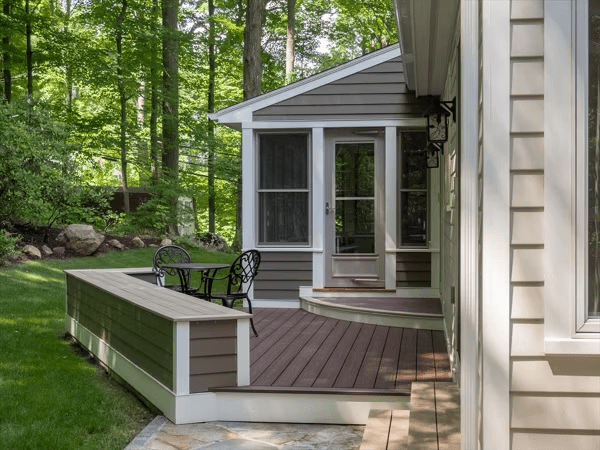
[301,296,444,330]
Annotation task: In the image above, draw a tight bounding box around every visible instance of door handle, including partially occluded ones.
[326,202,335,215]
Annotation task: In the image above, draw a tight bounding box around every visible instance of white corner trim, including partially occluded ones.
[242,128,255,250]
[460,0,480,449]
[173,322,190,395]
[385,126,398,290]
[236,318,251,386]
[481,1,511,449]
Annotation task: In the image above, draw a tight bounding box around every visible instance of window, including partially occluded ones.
[545,1,600,353]
[399,131,428,247]
[257,133,310,245]
[582,0,600,330]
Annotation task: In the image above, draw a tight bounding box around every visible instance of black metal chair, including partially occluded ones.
[202,249,261,336]
[153,245,193,292]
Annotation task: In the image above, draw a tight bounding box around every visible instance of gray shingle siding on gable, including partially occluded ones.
[253,57,425,121]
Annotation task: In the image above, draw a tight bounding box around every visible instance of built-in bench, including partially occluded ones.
[65,267,252,424]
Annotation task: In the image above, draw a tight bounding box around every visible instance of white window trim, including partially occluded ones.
[255,131,312,248]
[544,0,600,355]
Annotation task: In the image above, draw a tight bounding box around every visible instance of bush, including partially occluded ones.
[0,230,21,262]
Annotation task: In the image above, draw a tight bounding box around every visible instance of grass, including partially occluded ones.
[0,246,236,449]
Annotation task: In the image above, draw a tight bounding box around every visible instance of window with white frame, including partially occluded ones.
[582,0,600,330]
[257,133,310,245]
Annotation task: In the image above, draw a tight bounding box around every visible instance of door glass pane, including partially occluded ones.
[335,200,375,253]
[335,142,375,254]
[401,192,427,246]
[336,143,374,197]
[259,192,308,244]
[589,3,600,317]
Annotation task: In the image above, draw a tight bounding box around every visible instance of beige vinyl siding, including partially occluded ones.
[253,57,425,121]
[189,320,237,392]
[509,1,600,447]
[440,14,461,378]
[253,252,312,299]
[66,274,174,389]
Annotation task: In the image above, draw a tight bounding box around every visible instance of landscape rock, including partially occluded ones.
[52,247,66,256]
[22,245,42,259]
[131,237,145,248]
[108,239,125,250]
[160,238,173,246]
[199,232,228,252]
[55,231,67,244]
[63,224,105,256]
[41,245,53,256]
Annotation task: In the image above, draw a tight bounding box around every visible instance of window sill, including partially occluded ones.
[544,337,600,355]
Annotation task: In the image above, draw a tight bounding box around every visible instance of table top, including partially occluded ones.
[162,262,230,271]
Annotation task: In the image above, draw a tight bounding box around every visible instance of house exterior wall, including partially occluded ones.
[253,252,313,300]
[395,252,431,288]
[506,2,600,448]
[253,57,424,122]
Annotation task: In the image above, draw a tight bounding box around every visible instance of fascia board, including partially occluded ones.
[211,44,401,125]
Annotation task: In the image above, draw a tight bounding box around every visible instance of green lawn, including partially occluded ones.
[0,247,235,449]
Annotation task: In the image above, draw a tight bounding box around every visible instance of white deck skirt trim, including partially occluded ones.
[66,315,408,425]
[251,299,302,308]
[301,297,444,330]
[482,0,511,448]
[210,45,401,124]
[460,0,480,448]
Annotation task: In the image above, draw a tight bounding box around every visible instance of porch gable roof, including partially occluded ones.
[209,44,404,130]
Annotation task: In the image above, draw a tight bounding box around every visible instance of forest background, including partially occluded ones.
[0,0,396,249]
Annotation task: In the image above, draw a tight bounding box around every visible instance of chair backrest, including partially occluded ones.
[153,245,191,278]
[228,249,261,293]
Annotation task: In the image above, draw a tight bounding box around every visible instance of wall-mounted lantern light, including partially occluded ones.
[423,96,457,145]
[426,144,440,168]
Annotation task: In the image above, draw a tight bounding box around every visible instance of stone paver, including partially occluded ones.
[127,417,364,450]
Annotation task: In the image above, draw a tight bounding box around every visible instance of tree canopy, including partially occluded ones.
[0,0,397,243]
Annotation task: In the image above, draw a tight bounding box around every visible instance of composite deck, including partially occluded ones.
[212,308,452,396]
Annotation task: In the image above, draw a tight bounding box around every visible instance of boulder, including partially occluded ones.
[41,245,53,256]
[160,238,173,246]
[108,239,125,250]
[63,224,105,256]
[22,245,41,259]
[55,231,67,244]
[131,237,145,248]
[199,232,228,252]
[53,247,66,257]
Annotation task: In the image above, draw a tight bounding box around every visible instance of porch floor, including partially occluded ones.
[212,308,452,396]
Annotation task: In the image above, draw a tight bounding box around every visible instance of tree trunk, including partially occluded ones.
[116,0,129,212]
[162,0,179,235]
[150,0,160,183]
[2,0,11,103]
[235,0,266,250]
[285,0,295,84]
[207,0,216,233]
[65,0,73,115]
[25,0,33,100]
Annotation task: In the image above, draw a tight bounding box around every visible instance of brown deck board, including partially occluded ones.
[354,326,390,389]
[229,308,452,396]
[396,328,417,385]
[374,327,403,389]
[313,322,363,388]
[335,323,377,388]
[253,314,328,386]
[272,317,338,387]
[251,312,317,383]
[292,319,352,387]
[416,329,436,381]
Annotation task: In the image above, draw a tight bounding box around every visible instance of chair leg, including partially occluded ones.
[246,298,258,337]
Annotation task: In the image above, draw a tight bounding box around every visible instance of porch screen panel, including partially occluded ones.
[399,131,428,247]
[258,134,309,244]
[589,4,600,318]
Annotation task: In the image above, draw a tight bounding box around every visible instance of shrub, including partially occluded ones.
[0,230,21,262]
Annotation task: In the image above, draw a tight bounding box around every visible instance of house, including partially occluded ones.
[209,0,600,448]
